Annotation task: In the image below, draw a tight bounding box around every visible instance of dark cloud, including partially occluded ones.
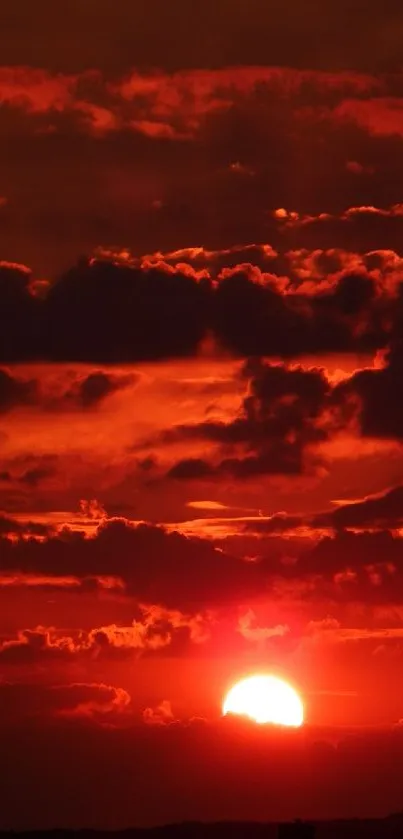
[0,263,41,361]
[167,359,330,478]
[63,370,135,408]
[19,465,56,487]
[0,519,261,608]
[321,485,403,530]
[0,367,135,412]
[3,512,403,608]
[242,513,305,535]
[0,454,61,504]
[333,333,403,440]
[163,336,403,484]
[0,680,130,722]
[0,366,37,410]
[2,256,402,362]
[277,205,403,254]
[244,485,403,534]
[42,260,211,363]
[288,531,403,606]
[0,514,51,537]
[3,65,403,276]
[0,572,123,594]
[0,628,75,665]
[303,530,403,577]
[0,603,211,665]
[167,459,216,480]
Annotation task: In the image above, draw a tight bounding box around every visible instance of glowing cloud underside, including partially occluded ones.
[223,675,304,727]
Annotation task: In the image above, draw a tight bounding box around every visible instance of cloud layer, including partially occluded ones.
[2,249,403,361]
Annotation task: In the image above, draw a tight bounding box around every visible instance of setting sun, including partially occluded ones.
[223,675,304,727]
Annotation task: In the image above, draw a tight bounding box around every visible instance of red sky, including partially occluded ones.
[1,0,403,829]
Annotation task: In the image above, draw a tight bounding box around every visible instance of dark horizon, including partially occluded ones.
[0,815,403,837]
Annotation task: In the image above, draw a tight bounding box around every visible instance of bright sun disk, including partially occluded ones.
[223,674,304,727]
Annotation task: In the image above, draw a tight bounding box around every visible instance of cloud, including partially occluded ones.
[0,627,80,664]
[322,485,403,530]
[0,67,78,113]
[0,518,262,607]
[0,572,121,592]
[0,681,130,722]
[0,453,60,492]
[43,259,210,363]
[0,263,41,361]
[138,243,279,273]
[61,370,136,408]
[167,359,330,478]
[168,458,216,480]
[2,252,403,361]
[336,97,403,138]
[143,699,175,726]
[241,512,306,535]
[332,337,403,441]
[159,339,403,484]
[307,617,403,645]
[302,530,403,588]
[4,509,403,610]
[243,484,403,535]
[0,65,385,139]
[19,464,57,487]
[0,367,135,413]
[0,604,213,666]
[186,500,232,511]
[4,62,403,278]
[0,514,51,537]
[88,604,212,656]
[238,609,289,643]
[0,367,37,411]
[275,203,403,255]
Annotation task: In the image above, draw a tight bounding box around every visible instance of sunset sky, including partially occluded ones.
[2,0,403,829]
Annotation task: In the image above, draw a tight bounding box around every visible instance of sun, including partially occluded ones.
[223,674,304,727]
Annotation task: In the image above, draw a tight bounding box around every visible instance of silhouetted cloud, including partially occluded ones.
[321,485,403,530]
[0,514,51,536]
[0,604,212,665]
[0,519,261,607]
[0,367,37,410]
[333,335,403,440]
[0,366,135,411]
[167,359,330,478]
[63,370,136,408]
[243,485,403,533]
[0,680,130,722]
[2,255,402,361]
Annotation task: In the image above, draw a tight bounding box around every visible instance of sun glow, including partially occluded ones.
[223,674,304,727]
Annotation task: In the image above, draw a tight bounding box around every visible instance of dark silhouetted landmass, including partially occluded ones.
[1,814,403,839]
